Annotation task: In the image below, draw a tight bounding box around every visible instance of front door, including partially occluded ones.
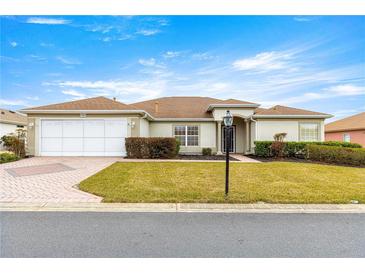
[221,125,236,153]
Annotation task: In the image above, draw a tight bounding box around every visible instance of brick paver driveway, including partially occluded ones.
[0,157,119,203]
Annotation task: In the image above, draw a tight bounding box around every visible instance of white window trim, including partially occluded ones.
[343,133,351,142]
[298,122,320,142]
[173,125,199,147]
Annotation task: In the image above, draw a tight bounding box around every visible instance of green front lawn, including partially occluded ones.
[79,162,365,203]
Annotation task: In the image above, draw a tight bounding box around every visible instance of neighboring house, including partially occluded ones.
[0,108,28,150]
[325,112,365,146]
[21,96,332,157]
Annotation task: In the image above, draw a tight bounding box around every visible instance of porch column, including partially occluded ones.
[216,121,222,155]
[245,120,250,154]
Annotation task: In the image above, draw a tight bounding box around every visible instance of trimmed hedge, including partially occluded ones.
[318,141,362,148]
[125,137,178,159]
[254,141,362,158]
[307,144,365,166]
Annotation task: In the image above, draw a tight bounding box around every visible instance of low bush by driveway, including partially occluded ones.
[79,162,365,204]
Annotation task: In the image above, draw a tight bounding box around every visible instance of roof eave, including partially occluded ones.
[21,109,141,114]
[325,128,365,133]
[153,118,215,121]
[0,120,27,126]
[253,114,333,119]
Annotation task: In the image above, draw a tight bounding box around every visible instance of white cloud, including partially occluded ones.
[49,80,166,101]
[0,99,27,107]
[261,84,365,107]
[138,58,156,67]
[157,18,169,26]
[138,58,166,70]
[27,54,47,62]
[163,51,182,58]
[326,84,365,96]
[136,29,160,36]
[233,51,292,71]
[88,25,113,34]
[26,96,39,101]
[117,34,133,41]
[26,17,71,25]
[62,90,86,99]
[192,52,215,61]
[56,56,82,65]
[10,41,18,47]
[101,37,112,42]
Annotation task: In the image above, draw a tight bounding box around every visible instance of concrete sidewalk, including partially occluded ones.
[1,202,364,213]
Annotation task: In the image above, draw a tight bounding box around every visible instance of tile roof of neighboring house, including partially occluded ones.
[0,108,27,126]
[325,112,365,132]
[130,96,257,119]
[254,105,330,116]
[22,96,136,111]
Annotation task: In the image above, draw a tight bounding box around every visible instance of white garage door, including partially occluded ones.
[40,119,127,156]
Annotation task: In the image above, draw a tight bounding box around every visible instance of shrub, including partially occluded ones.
[0,151,19,164]
[0,134,26,158]
[254,141,272,157]
[271,141,285,158]
[307,144,365,166]
[202,148,212,156]
[175,138,181,155]
[254,141,362,158]
[319,141,362,148]
[125,137,178,159]
[284,142,309,158]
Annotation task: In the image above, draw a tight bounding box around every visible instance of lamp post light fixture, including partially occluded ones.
[223,110,233,196]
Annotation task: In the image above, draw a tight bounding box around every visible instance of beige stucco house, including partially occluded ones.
[21,96,332,157]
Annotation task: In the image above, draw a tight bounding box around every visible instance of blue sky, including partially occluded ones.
[1,16,364,120]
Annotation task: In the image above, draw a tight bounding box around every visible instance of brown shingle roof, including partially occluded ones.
[0,109,27,125]
[130,97,257,119]
[21,96,331,119]
[254,105,330,116]
[22,96,136,111]
[325,112,365,132]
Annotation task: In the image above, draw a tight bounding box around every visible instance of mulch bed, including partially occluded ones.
[177,155,239,161]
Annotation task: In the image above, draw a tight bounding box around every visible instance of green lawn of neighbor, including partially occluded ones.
[79,162,365,204]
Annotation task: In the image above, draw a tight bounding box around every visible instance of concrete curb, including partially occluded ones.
[1,202,365,213]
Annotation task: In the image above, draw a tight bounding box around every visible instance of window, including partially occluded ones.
[174,125,199,146]
[343,133,351,143]
[299,123,319,141]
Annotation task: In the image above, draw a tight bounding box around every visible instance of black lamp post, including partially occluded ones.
[223,110,233,196]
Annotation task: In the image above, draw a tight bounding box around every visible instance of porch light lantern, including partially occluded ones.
[223,110,233,127]
[223,110,233,196]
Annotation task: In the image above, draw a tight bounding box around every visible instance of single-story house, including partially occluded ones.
[21,96,332,157]
[325,112,365,146]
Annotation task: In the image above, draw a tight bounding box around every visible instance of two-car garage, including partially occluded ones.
[40,118,128,156]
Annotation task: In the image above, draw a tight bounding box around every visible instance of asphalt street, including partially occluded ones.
[1,212,364,257]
